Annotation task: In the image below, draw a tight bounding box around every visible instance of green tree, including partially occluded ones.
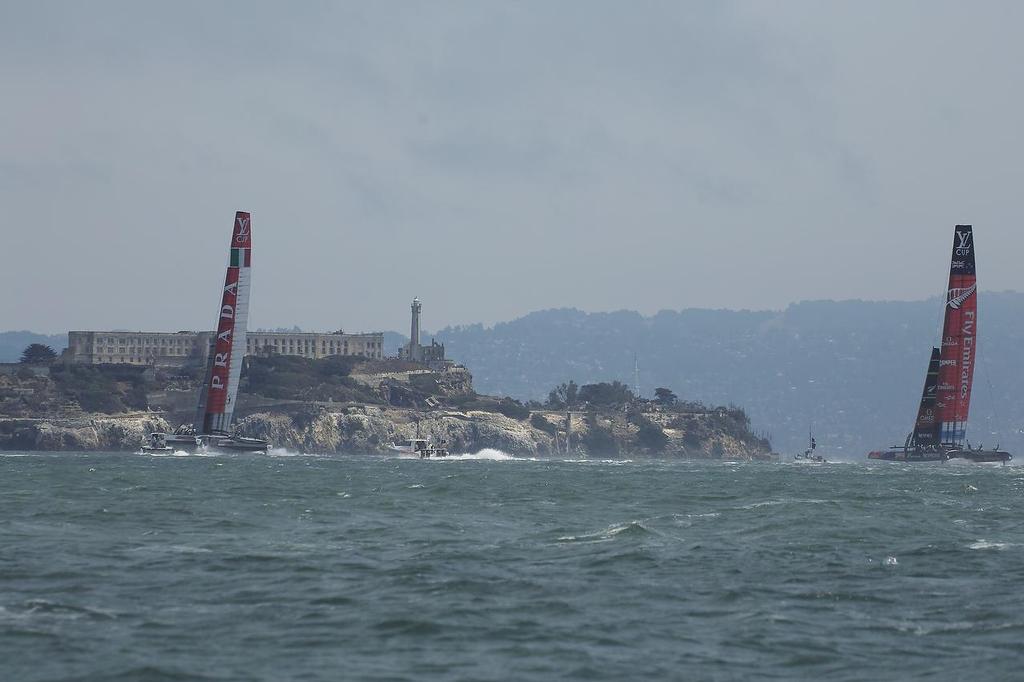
[581,417,618,455]
[19,344,57,364]
[636,417,668,451]
[578,381,633,407]
[654,387,678,406]
[496,397,530,420]
[530,412,557,435]
[546,380,578,409]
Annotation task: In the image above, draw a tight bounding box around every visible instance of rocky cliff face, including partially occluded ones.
[232,406,772,460]
[0,351,774,459]
[0,414,171,451]
[0,406,772,460]
[234,406,553,456]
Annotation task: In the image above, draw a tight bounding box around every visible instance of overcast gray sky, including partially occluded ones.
[1,1,1022,334]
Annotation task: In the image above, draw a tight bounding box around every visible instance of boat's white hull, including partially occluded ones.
[142,432,268,455]
[388,443,450,458]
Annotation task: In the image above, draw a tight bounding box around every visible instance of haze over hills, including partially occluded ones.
[428,292,1024,457]
[0,332,67,363]
[7,292,1024,457]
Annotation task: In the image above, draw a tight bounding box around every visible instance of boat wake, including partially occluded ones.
[557,520,653,543]
[140,449,195,458]
[561,458,634,465]
[394,450,646,464]
[439,448,518,461]
[267,447,305,457]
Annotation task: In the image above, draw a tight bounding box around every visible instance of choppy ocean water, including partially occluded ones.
[2,450,1022,681]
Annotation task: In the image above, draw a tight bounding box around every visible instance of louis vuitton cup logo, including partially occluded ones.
[235,215,250,243]
[947,283,976,309]
[954,230,972,257]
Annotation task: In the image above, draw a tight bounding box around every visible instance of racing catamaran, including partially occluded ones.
[868,225,1010,464]
[143,211,269,454]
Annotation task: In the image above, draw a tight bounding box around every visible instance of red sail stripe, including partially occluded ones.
[199,211,251,434]
[204,266,240,416]
[935,225,977,446]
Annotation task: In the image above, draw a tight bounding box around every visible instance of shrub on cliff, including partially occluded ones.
[546,381,578,409]
[578,381,634,408]
[581,416,619,455]
[635,417,668,451]
[683,429,702,450]
[711,405,753,441]
[49,364,150,413]
[78,388,123,413]
[495,397,530,420]
[242,355,376,403]
[653,387,678,406]
[530,413,557,435]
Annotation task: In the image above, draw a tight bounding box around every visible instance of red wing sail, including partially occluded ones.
[910,347,941,448]
[935,225,976,447]
[196,211,253,435]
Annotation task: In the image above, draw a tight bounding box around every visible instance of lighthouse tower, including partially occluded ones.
[409,297,422,362]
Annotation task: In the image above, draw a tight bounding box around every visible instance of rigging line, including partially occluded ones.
[933,227,954,341]
[934,266,947,343]
[980,340,1002,442]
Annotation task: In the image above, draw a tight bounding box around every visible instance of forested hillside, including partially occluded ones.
[431,293,1024,456]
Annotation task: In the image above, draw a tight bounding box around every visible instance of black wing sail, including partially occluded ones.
[910,347,942,449]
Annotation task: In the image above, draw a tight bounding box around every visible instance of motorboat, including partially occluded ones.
[389,437,449,458]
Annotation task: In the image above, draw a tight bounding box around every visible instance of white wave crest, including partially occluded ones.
[267,447,304,457]
[446,448,517,461]
[141,449,193,457]
[558,520,649,543]
[560,458,634,465]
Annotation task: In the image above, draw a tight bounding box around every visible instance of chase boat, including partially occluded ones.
[389,438,450,458]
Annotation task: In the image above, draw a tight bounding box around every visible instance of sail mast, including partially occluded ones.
[935,225,977,448]
[196,211,253,435]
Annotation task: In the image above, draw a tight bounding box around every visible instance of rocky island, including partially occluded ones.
[0,355,773,459]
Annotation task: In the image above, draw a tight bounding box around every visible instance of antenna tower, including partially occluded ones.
[633,352,640,398]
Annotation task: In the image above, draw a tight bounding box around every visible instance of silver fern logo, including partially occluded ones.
[947,283,976,309]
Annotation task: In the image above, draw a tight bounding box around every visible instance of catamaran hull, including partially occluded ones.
[141,433,201,453]
[946,449,1012,464]
[867,448,1012,463]
[140,446,177,454]
[141,436,268,455]
[868,450,946,463]
[201,436,269,454]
